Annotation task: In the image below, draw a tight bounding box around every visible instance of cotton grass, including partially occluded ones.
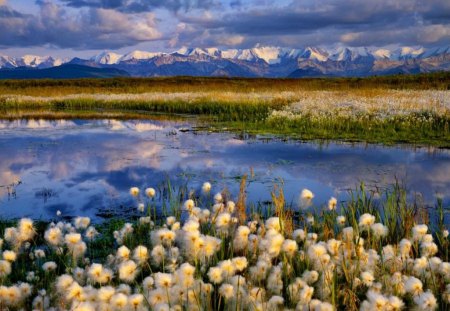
[0,183,447,311]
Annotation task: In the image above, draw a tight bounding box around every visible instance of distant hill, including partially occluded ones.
[0,64,130,79]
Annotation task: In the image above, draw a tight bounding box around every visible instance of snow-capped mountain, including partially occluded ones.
[1,45,449,78]
[0,55,17,68]
[0,55,64,69]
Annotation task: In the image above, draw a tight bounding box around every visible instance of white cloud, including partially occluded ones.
[418,24,450,43]
[218,35,245,46]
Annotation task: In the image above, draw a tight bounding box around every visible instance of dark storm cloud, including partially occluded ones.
[0,0,449,51]
[0,1,161,49]
[58,0,217,12]
[173,0,450,47]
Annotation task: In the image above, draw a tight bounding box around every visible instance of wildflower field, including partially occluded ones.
[0,182,448,311]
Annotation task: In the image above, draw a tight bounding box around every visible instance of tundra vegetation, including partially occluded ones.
[0,183,448,310]
[0,73,449,146]
[0,74,449,310]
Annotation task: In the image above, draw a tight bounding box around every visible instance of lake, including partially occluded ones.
[0,118,449,221]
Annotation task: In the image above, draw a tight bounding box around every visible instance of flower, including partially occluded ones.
[0,260,11,277]
[145,187,156,198]
[214,193,223,203]
[74,217,90,229]
[361,271,375,286]
[413,290,437,310]
[133,245,149,264]
[18,218,35,241]
[202,182,211,194]
[118,260,138,283]
[371,223,388,238]
[117,245,130,260]
[293,229,306,241]
[208,267,223,284]
[232,257,248,272]
[42,261,57,272]
[412,224,428,241]
[215,213,231,230]
[301,189,314,200]
[129,294,145,309]
[282,239,298,257]
[266,217,281,232]
[328,197,337,210]
[184,199,195,211]
[405,276,423,295]
[154,273,173,288]
[73,302,95,311]
[45,227,62,246]
[65,233,81,246]
[2,250,16,262]
[300,189,314,208]
[219,283,234,299]
[359,213,375,230]
[130,187,140,197]
[111,293,128,309]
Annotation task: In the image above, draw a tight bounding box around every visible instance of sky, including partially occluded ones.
[0,0,450,58]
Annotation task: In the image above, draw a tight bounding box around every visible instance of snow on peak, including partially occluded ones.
[300,47,329,62]
[175,47,211,57]
[420,46,450,59]
[2,45,450,70]
[329,47,371,61]
[91,52,123,65]
[372,49,392,60]
[393,47,425,60]
[250,46,284,64]
[21,55,43,66]
[121,50,161,61]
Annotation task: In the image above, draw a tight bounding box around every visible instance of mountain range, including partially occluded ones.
[1,45,450,79]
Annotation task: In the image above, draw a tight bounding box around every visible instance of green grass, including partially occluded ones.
[217,111,450,147]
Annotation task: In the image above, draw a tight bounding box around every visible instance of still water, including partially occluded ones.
[0,119,449,221]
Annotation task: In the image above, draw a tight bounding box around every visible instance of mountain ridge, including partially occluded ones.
[1,45,450,78]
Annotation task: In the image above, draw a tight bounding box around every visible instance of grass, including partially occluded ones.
[0,182,448,310]
[0,73,449,146]
[0,72,449,96]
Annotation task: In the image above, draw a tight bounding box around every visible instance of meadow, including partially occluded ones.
[0,74,449,310]
[0,182,448,310]
[0,73,449,146]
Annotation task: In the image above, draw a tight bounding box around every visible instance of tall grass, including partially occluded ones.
[0,72,449,96]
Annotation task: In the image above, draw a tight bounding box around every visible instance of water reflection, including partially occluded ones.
[0,119,449,221]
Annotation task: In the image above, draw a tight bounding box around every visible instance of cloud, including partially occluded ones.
[173,0,450,48]
[1,0,450,51]
[0,0,162,49]
[58,0,218,13]
[218,35,245,46]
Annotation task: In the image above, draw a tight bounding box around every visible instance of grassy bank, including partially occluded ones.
[0,182,448,310]
[1,73,449,146]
